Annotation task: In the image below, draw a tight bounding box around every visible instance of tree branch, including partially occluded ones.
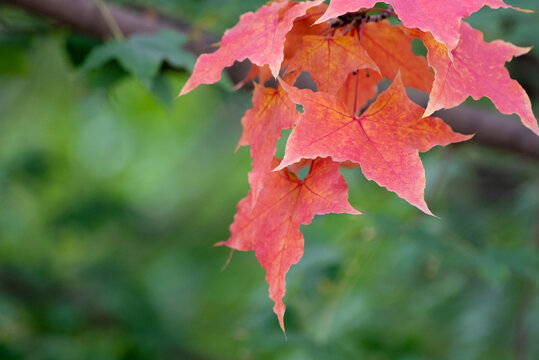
[2,0,538,159]
[407,90,539,159]
[437,107,539,159]
[1,0,183,38]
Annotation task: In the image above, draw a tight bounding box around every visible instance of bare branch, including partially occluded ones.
[437,107,539,159]
[1,0,183,37]
[407,90,539,159]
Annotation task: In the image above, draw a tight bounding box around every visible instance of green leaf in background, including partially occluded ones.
[80,29,195,87]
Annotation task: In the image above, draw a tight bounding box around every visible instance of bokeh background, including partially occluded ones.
[0,0,538,359]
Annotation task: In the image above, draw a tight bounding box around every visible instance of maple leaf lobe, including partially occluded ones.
[180,0,324,96]
[239,83,299,206]
[277,74,471,214]
[415,23,539,136]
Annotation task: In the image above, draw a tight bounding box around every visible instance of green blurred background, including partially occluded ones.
[0,1,538,359]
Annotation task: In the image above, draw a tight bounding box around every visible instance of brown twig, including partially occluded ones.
[330,5,395,29]
[1,0,172,37]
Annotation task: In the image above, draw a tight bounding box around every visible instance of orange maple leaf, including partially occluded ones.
[286,35,380,94]
[336,69,382,114]
[361,21,433,93]
[283,3,328,62]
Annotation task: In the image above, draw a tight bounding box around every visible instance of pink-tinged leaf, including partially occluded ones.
[277,74,472,214]
[318,0,523,51]
[180,0,324,96]
[219,158,359,332]
[414,23,539,136]
[286,35,379,94]
[239,83,299,205]
[361,21,433,93]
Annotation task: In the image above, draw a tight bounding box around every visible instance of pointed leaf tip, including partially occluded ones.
[278,68,470,213]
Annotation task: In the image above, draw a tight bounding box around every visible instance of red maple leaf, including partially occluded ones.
[180,0,324,96]
[238,83,299,205]
[410,23,539,136]
[317,0,527,52]
[218,158,359,332]
[276,74,472,214]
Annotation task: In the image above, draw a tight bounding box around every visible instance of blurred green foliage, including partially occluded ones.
[0,1,538,359]
[113,0,269,32]
[80,29,195,87]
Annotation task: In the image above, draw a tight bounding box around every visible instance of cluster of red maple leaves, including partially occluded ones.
[180,0,538,332]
